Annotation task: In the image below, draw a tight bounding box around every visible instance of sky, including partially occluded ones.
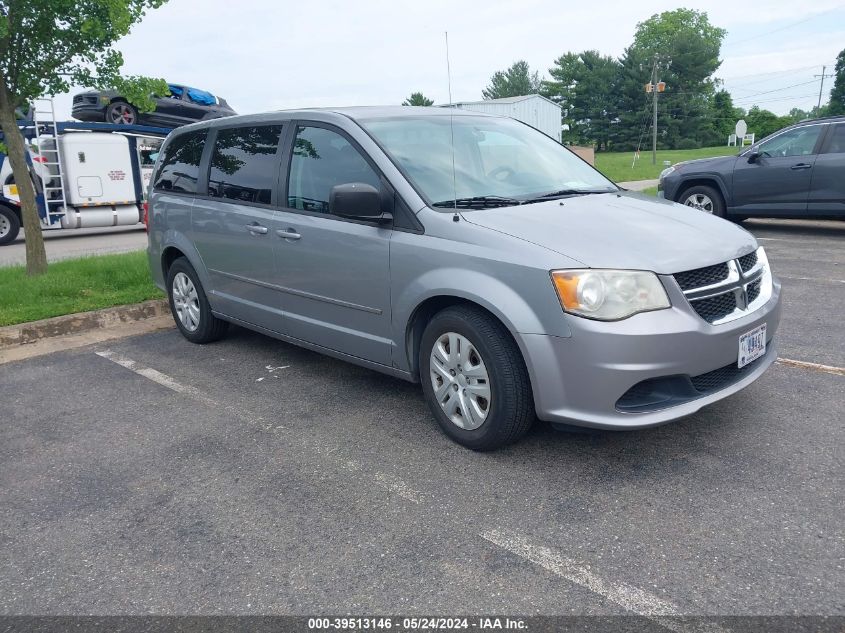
[50,0,845,122]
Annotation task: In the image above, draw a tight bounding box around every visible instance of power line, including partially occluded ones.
[722,7,842,49]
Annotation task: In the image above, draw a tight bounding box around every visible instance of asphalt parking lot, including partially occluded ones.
[0,218,843,619]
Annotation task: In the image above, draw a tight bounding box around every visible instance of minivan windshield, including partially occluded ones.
[360,114,617,208]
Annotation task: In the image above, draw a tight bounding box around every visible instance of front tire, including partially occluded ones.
[106,101,138,125]
[166,257,228,344]
[679,184,726,219]
[0,206,21,246]
[419,305,534,451]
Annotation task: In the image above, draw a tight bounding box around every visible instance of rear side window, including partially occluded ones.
[823,124,845,154]
[208,125,283,204]
[153,130,207,194]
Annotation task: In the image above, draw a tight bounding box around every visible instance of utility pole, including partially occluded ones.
[644,56,665,165]
[652,60,658,165]
[815,65,834,112]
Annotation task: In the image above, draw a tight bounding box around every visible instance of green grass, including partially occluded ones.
[0,250,164,326]
[640,185,659,196]
[594,146,739,183]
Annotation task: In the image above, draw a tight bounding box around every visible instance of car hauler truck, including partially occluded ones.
[0,98,170,246]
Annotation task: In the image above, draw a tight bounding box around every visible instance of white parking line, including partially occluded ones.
[483,530,678,615]
[778,275,845,284]
[481,530,728,633]
[95,349,219,406]
[777,358,845,376]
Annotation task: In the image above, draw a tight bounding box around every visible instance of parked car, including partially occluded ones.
[659,115,845,220]
[147,107,781,450]
[72,84,236,128]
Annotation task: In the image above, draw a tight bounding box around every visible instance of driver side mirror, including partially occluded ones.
[747,149,762,164]
[329,183,390,222]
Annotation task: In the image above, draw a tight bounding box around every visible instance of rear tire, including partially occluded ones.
[0,206,21,246]
[678,184,726,219]
[166,257,228,344]
[419,305,535,451]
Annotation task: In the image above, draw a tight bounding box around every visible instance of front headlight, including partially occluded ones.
[551,269,671,321]
[659,165,675,180]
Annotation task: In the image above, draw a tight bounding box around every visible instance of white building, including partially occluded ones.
[448,94,562,142]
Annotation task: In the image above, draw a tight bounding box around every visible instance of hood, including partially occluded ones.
[673,154,739,172]
[459,192,757,275]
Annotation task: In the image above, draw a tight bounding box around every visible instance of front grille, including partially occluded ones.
[674,263,730,291]
[747,279,761,304]
[691,356,762,393]
[690,292,737,323]
[72,95,97,106]
[738,251,758,272]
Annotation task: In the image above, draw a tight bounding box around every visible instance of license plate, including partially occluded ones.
[738,324,767,368]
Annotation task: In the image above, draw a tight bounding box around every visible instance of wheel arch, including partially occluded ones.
[403,294,535,391]
[675,176,730,209]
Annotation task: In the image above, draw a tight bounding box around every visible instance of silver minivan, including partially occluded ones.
[147,107,781,450]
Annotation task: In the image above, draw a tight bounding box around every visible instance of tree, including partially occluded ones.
[402,92,434,107]
[744,106,791,139]
[612,9,726,150]
[482,60,542,100]
[827,48,845,116]
[543,51,619,149]
[0,0,169,275]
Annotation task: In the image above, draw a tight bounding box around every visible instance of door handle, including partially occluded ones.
[790,163,812,170]
[276,228,301,241]
[245,224,268,235]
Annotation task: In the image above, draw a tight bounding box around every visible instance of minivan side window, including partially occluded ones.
[152,129,207,194]
[822,124,845,154]
[208,125,283,205]
[757,125,822,158]
[287,126,380,213]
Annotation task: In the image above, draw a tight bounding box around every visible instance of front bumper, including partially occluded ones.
[521,277,782,429]
[71,105,107,122]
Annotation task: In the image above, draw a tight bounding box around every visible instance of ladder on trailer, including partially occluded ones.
[31,97,68,228]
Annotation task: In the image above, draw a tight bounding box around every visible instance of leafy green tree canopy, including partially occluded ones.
[828,48,845,116]
[483,60,542,100]
[542,50,618,148]
[0,0,169,275]
[402,92,434,106]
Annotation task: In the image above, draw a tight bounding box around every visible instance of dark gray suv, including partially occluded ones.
[659,116,845,220]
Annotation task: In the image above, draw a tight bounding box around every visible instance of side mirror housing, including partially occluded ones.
[747,150,761,164]
[329,183,388,221]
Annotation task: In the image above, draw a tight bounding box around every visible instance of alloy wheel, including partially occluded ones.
[0,214,9,238]
[684,193,714,213]
[172,272,200,332]
[110,103,135,124]
[429,332,491,430]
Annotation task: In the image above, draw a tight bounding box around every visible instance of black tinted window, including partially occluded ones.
[824,124,845,154]
[153,130,207,193]
[287,126,379,213]
[208,125,283,204]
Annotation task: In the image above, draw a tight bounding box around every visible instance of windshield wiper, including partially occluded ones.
[432,196,523,210]
[522,188,615,203]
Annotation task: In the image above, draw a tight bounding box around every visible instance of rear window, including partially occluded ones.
[152,130,207,194]
[208,125,283,204]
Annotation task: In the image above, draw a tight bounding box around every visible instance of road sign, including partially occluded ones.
[735,119,748,139]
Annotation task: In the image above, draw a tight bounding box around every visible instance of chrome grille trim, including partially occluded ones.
[673,248,772,325]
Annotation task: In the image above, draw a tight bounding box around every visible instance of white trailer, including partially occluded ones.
[448,94,563,142]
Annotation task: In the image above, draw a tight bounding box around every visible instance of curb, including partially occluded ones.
[0,299,170,348]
